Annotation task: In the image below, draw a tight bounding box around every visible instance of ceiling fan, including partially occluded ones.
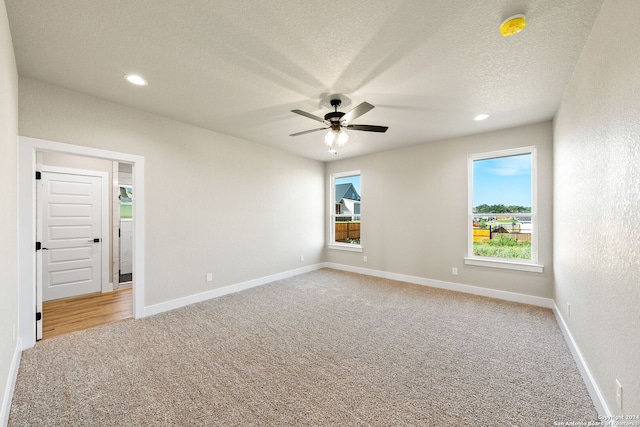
[290,99,388,153]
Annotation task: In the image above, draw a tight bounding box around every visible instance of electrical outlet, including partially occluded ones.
[206,273,213,282]
[616,379,623,410]
[452,267,458,276]
[300,255,304,262]
[363,256,368,263]
[567,303,571,318]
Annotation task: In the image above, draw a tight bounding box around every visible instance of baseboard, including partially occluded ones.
[323,263,554,308]
[103,282,114,293]
[552,303,610,417]
[143,263,324,317]
[1,339,22,427]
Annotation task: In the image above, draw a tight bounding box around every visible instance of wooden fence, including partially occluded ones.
[335,222,360,242]
[473,228,531,243]
[473,229,491,242]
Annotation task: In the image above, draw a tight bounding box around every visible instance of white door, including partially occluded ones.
[41,172,103,301]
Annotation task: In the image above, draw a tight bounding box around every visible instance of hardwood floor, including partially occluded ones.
[42,287,133,340]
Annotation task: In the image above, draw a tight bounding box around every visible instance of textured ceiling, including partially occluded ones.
[6,0,604,161]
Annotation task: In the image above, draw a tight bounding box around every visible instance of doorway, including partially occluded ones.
[118,164,133,285]
[37,155,127,339]
[18,136,146,349]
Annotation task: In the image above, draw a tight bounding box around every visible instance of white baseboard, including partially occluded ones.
[1,339,22,427]
[103,282,114,293]
[323,263,554,308]
[552,303,610,417]
[143,264,324,317]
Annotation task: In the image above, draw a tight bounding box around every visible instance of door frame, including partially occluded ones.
[19,136,146,349]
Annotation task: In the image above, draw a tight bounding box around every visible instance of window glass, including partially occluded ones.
[119,185,133,219]
[469,149,536,262]
[331,172,361,247]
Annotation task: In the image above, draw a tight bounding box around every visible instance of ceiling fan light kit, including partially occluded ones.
[290,98,388,155]
[324,129,349,147]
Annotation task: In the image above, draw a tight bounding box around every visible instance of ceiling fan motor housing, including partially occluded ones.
[325,99,345,130]
[324,111,345,122]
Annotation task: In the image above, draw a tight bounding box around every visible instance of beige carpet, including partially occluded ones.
[9,269,597,426]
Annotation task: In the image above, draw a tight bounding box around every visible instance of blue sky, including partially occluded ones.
[335,157,529,208]
[473,154,531,207]
[336,175,361,195]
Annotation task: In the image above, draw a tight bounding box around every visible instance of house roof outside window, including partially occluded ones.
[335,183,360,202]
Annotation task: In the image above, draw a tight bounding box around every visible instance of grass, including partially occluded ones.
[120,204,132,219]
[473,235,531,259]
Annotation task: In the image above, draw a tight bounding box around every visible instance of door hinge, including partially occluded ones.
[35,171,42,180]
[94,238,101,243]
[36,312,42,321]
[118,228,121,238]
[36,241,41,251]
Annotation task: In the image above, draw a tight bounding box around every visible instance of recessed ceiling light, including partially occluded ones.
[124,74,148,86]
[474,114,490,121]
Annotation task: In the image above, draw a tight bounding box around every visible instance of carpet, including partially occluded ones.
[9,268,597,426]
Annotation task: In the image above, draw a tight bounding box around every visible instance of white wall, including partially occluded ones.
[553,0,640,415]
[326,121,554,299]
[18,77,325,307]
[0,1,19,423]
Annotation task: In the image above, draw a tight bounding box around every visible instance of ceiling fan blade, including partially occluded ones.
[342,102,374,123]
[345,124,389,133]
[291,109,326,124]
[290,127,327,137]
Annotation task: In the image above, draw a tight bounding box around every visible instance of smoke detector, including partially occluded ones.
[500,14,527,37]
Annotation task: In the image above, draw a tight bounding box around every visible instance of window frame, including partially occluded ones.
[328,170,363,252]
[464,146,543,273]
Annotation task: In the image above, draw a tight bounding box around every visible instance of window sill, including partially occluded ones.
[464,257,544,273]
[328,243,363,253]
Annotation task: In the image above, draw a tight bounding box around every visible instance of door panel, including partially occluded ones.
[42,172,102,301]
[49,246,93,263]
[49,267,94,286]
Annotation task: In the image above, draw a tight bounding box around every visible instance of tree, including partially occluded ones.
[473,204,530,214]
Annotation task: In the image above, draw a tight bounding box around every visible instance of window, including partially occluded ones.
[119,185,133,219]
[465,147,542,272]
[329,171,362,252]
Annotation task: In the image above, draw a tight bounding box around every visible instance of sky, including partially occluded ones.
[336,175,361,195]
[473,153,531,208]
[334,156,529,208]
